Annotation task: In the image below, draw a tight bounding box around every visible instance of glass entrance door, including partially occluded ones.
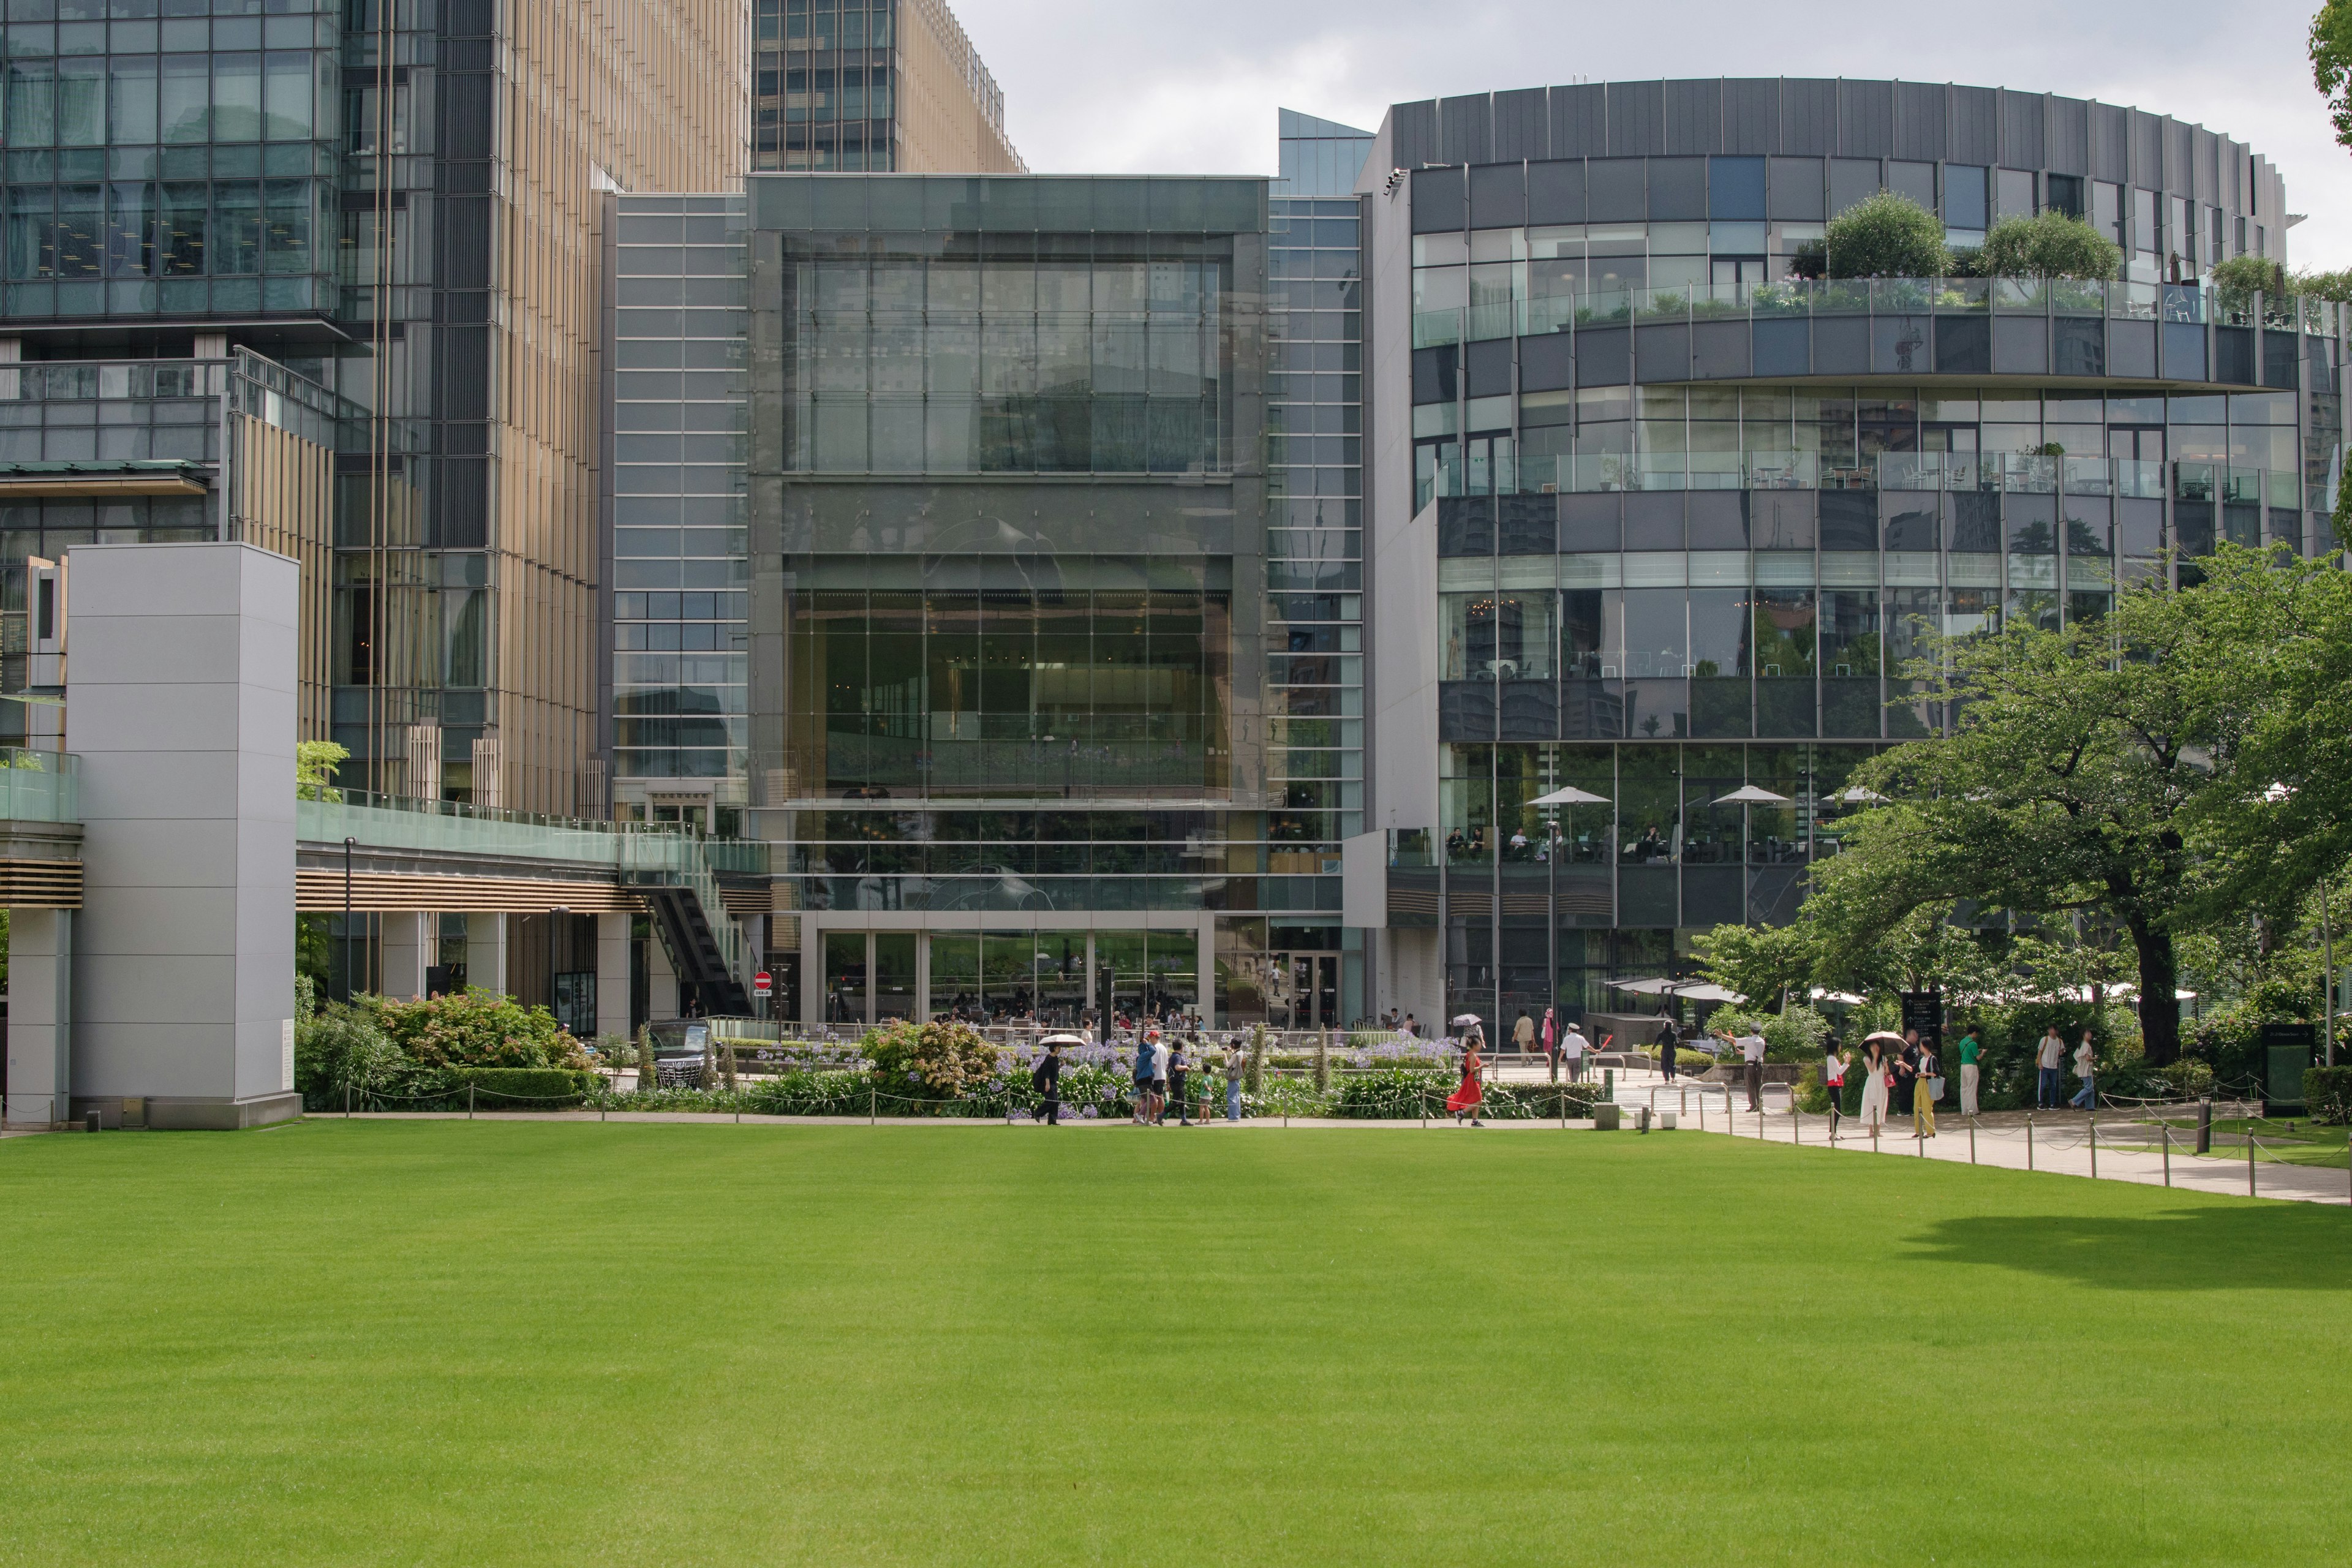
[1271,952,1339,1031]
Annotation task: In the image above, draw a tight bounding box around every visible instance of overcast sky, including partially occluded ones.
[953,0,2352,268]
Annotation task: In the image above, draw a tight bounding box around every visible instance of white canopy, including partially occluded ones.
[1713,785,1792,805]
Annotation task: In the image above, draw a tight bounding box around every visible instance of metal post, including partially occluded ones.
[342,835,356,1003]
[1872,1123,1879,1155]
[870,1086,876,1125]
[2161,1122,2169,1186]
[2027,1114,2034,1171]
[467,1082,474,1119]
[2248,1129,2257,1197]
[1969,1116,1976,1164]
[2089,1112,2097,1180]
[2198,1097,2212,1155]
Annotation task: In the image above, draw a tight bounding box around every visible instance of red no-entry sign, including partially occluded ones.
[753,971,773,997]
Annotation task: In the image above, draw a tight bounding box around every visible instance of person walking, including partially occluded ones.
[1913,1038,1939,1139]
[1512,1009,1536,1060]
[1031,1039,1063,1126]
[1540,1007,1558,1082]
[1856,1040,1890,1134]
[1955,1027,1982,1117]
[1656,1019,1679,1082]
[1447,1038,1485,1126]
[1167,1038,1192,1126]
[2035,1025,2067,1109]
[1224,1035,1245,1121]
[1148,1029,1171,1125]
[2068,1029,2098,1110]
[1559,1020,1589,1084]
[1131,1033,1155,1125]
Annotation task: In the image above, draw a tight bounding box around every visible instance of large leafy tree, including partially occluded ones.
[1826,605,2220,1064]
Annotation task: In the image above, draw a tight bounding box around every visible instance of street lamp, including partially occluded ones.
[342,835,356,1003]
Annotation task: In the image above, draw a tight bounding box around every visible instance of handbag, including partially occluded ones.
[1926,1075,1946,1100]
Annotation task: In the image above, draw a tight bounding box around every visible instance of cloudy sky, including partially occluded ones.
[952,0,2352,267]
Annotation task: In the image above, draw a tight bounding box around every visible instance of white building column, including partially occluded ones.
[1197,914,1217,1028]
[380,911,430,1000]
[466,911,508,998]
[4,907,71,1125]
[595,912,631,1039]
[70,542,299,1130]
[647,928,678,1020]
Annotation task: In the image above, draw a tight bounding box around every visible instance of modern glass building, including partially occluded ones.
[0,0,752,818]
[608,171,1324,1025]
[1352,79,2346,1040]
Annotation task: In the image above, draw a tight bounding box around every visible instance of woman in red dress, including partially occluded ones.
[1446,1033,1485,1126]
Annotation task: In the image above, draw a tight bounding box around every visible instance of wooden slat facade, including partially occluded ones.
[0,857,80,907]
[295,869,639,914]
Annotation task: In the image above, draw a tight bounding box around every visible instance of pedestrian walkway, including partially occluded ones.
[1611,1066,2352,1206]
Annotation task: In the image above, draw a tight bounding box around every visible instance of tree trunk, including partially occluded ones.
[2130,921,2182,1066]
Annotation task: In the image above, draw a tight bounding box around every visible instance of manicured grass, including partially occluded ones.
[2,1120,2346,1566]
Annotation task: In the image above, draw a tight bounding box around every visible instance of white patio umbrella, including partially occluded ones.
[1667,982,1747,1005]
[1605,977,1681,995]
[1713,784,1792,805]
[1809,986,1867,1006]
[1529,785,1613,807]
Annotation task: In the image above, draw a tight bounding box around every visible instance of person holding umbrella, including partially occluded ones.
[1031,1035,1077,1126]
[1447,1027,1486,1126]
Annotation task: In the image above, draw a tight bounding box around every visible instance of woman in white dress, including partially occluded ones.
[1856,1041,1891,1133]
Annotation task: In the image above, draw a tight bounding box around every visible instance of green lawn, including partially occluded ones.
[2,1121,2345,1567]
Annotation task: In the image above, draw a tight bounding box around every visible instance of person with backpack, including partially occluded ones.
[1031,1039,1063,1126]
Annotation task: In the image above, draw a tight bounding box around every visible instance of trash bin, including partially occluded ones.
[1593,1102,1621,1131]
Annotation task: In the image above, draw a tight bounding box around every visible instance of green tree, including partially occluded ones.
[1791,191,1949,279]
[296,739,349,802]
[2313,0,2352,149]
[1975,211,2120,280]
[1827,608,2218,1064]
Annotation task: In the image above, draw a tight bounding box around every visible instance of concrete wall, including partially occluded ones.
[67,542,300,1129]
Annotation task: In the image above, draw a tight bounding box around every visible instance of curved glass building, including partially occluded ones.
[1352,80,2346,1037]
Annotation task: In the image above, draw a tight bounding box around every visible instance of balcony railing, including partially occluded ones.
[1413,277,2339,351]
[1491,451,2299,506]
[0,746,77,823]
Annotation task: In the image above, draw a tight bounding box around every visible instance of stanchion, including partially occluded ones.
[2026,1114,2034,1172]
[468,1084,475,1120]
[2160,1122,2169,1186]
[1830,1107,1839,1145]
[344,1084,351,1119]
[2248,1131,2257,1197]
[870,1087,876,1126]
[2089,1112,2097,1180]
[1871,1124,1879,1154]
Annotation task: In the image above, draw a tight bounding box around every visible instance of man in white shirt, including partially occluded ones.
[1562,1022,1589,1084]
[1716,1025,1768,1111]
[2035,1027,2068,1109]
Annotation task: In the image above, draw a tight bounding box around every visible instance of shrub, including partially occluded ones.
[744,1069,874,1116]
[1333,1068,1448,1119]
[860,1018,997,1099]
[369,988,591,1071]
[2304,1066,2352,1125]
[294,1003,402,1109]
[1706,1005,1830,1063]
[436,1068,598,1106]
[1976,211,2120,281]
[1808,191,1949,279]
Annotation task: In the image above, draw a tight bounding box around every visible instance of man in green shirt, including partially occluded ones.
[1956,1030,1983,1115]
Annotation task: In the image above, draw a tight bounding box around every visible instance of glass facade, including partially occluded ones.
[1366,85,2345,1041]
[0,3,339,321]
[751,0,1017,175]
[606,194,750,802]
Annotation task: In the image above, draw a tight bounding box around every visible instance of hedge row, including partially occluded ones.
[2305,1066,2352,1125]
